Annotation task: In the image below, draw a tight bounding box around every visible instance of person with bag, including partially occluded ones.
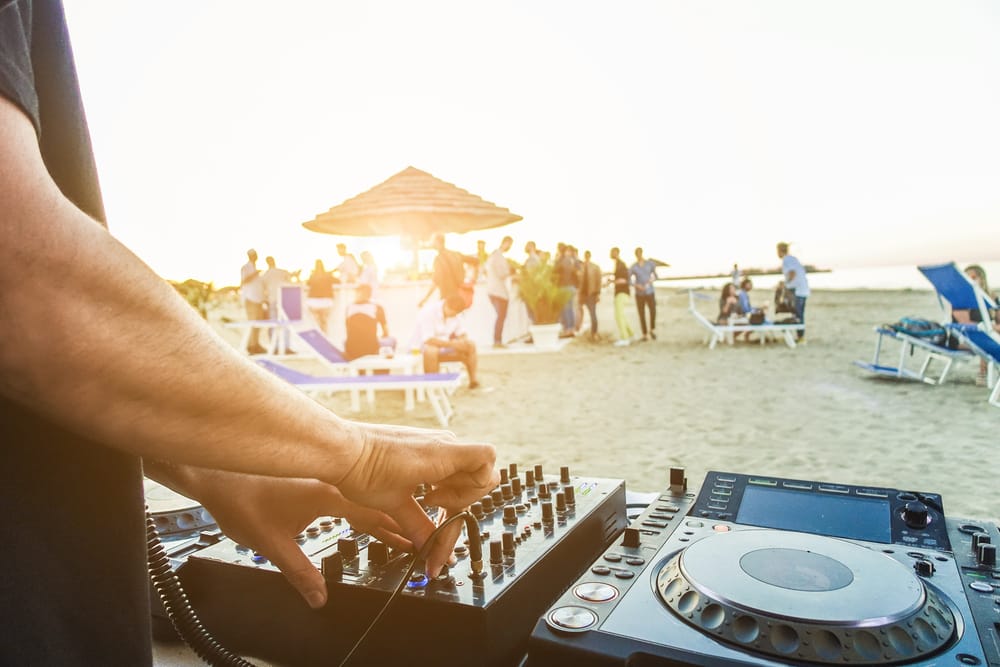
[419,233,476,310]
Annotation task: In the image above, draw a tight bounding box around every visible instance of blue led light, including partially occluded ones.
[406,574,429,589]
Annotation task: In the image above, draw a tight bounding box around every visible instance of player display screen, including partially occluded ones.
[736,486,892,543]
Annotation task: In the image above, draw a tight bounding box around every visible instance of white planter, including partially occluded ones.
[529,323,563,350]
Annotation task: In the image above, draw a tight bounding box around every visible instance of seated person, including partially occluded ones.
[717,283,743,324]
[344,284,392,361]
[737,278,768,323]
[409,295,480,389]
[952,264,1000,385]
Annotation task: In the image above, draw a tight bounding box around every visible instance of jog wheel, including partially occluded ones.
[656,530,955,665]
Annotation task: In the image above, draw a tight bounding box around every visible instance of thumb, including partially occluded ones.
[266,539,328,609]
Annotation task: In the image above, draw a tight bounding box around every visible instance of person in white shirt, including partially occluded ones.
[240,249,267,354]
[777,242,809,341]
[409,296,480,388]
[485,236,513,347]
[335,243,360,283]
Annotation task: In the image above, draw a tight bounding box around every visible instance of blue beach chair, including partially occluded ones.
[919,262,1000,405]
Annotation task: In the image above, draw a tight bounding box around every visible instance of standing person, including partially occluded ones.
[344,283,391,361]
[262,255,292,317]
[409,296,480,388]
[418,233,474,309]
[555,244,579,336]
[306,259,336,334]
[240,248,267,354]
[262,255,294,354]
[359,250,379,300]
[486,236,514,348]
[610,247,635,346]
[731,263,741,286]
[0,8,498,666]
[777,241,809,341]
[335,243,360,283]
[629,247,659,341]
[579,250,603,340]
[523,240,542,272]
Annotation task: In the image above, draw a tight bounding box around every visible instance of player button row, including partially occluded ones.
[590,565,636,579]
[603,552,646,566]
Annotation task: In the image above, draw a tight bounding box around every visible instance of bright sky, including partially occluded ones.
[63,1,1000,286]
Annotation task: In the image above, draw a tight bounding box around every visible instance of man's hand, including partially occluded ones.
[150,467,414,609]
[332,424,498,577]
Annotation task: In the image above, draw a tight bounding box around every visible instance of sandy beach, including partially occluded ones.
[212,286,999,522]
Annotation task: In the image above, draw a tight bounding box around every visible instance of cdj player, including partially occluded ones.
[527,468,1000,666]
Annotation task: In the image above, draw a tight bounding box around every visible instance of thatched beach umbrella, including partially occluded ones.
[302,166,522,240]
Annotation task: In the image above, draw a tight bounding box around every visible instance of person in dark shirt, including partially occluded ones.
[344,283,392,360]
[0,4,498,664]
[609,247,635,346]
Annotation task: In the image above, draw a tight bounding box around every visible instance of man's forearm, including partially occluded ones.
[0,99,360,485]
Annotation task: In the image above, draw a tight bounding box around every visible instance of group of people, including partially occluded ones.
[718,242,810,342]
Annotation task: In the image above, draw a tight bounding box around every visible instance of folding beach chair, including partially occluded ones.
[919,262,1000,403]
[687,290,804,349]
[256,359,462,426]
[852,324,975,385]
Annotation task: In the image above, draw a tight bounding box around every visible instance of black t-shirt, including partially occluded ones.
[0,2,152,664]
[613,259,630,295]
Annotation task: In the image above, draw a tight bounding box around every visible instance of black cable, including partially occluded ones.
[146,510,257,667]
[338,511,480,667]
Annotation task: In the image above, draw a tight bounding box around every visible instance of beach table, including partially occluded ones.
[347,353,424,412]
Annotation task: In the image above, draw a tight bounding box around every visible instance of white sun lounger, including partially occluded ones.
[688,290,804,349]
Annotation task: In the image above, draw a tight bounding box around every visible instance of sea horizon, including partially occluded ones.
[659,260,1000,292]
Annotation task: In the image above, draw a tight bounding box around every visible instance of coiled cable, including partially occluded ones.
[146,510,257,667]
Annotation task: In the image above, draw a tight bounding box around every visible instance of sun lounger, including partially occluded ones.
[256,359,462,427]
[918,262,1000,405]
[852,325,975,385]
[688,290,804,349]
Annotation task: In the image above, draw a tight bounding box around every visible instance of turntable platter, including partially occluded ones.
[657,530,956,664]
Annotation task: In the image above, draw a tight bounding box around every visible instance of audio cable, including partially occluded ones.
[338,510,483,667]
[146,509,257,667]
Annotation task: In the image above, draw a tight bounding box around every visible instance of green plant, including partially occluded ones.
[517,260,572,325]
[170,278,216,319]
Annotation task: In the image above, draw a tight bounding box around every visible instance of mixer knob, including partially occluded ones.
[511,477,522,496]
[538,483,550,500]
[978,543,997,567]
[902,501,930,529]
[622,527,641,548]
[338,537,359,560]
[972,532,992,551]
[367,541,390,567]
[503,506,517,525]
[501,484,514,501]
[534,464,544,482]
[502,532,516,558]
[492,489,504,507]
[500,468,509,484]
[541,501,554,523]
[556,492,567,513]
[471,502,485,520]
[560,466,571,484]
[489,539,503,565]
[508,463,518,477]
[564,485,576,506]
[525,470,535,487]
[913,559,934,577]
[481,495,494,513]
